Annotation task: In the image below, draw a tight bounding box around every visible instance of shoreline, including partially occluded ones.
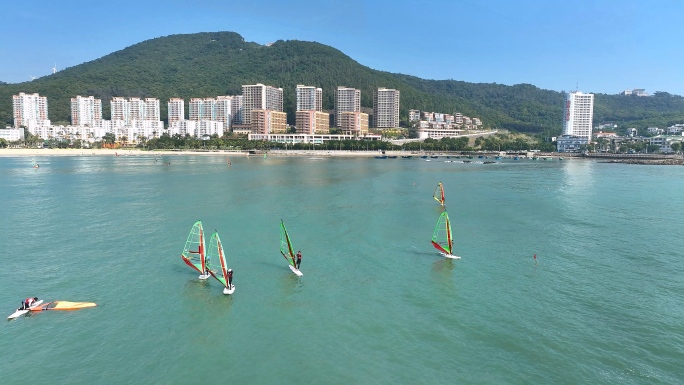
[0,148,575,159]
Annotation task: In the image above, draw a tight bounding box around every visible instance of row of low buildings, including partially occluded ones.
[5,85,400,144]
[408,110,484,139]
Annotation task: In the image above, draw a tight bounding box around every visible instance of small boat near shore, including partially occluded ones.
[401,155,413,159]
[374,156,387,159]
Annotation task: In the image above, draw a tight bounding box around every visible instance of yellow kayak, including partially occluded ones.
[31,301,97,311]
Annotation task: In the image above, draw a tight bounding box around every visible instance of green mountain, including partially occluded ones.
[1,31,683,133]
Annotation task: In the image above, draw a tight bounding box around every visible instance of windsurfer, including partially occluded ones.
[296,251,302,269]
[227,269,233,288]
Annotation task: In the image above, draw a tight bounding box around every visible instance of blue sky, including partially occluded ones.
[1,0,682,95]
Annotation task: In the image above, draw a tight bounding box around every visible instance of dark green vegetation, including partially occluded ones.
[1,31,683,133]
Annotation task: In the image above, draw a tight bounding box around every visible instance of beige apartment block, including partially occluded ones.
[251,109,287,134]
[335,86,361,127]
[338,111,368,136]
[296,110,330,134]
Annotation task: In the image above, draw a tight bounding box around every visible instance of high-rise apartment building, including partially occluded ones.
[562,91,594,139]
[216,96,233,131]
[373,88,400,128]
[70,95,102,127]
[242,84,283,125]
[110,97,130,123]
[129,98,145,121]
[168,98,185,123]
[335,87,361,128]
[296,85,323,112]
[231,96,244,125]
[144,98,160,121]
[12,92,48,128]
[188,98,204,121]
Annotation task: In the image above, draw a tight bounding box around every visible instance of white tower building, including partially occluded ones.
[373,88,400,128]
[70,95,102,127]
[563,91,594,139]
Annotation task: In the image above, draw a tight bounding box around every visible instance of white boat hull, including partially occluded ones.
[223,285,235,295]
[7,300,44,319]
[441,252,461,260]
[289,265,303,276]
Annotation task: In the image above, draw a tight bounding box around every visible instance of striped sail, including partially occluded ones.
[181,220,206,274]
[431,211,453,255]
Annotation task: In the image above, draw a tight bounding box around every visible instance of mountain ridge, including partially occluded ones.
[1,31,683,133]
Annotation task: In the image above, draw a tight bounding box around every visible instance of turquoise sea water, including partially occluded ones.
[1,155,683,384]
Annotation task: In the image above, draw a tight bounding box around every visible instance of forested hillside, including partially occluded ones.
[1,31,683,132]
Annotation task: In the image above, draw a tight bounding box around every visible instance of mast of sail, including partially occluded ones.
[199,224,206,272]
[217,234,228,283]
[207,232,228,287]
[445,212,452,254]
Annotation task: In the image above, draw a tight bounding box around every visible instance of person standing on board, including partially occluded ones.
[296,251,302,270]
[227,269,233,289]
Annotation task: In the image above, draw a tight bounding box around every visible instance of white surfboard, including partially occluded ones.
[289,265,303,276]
[223,284,235,295]
[441,252,461,260]
[198,273,211,280]
[7,300,44,320]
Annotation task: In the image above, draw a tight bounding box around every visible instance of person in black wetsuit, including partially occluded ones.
[227,269,233,288]
[296,251,302,269]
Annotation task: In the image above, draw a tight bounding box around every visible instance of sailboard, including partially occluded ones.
[431,211,460,259]
[181,220,210,279]
[31,301,97,311]
[433,182,445,206]
[7,300,44,320]
[280,220,303,276]
[207,231,235,294]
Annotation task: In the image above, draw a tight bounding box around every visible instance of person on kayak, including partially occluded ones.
[21,297,38,310]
